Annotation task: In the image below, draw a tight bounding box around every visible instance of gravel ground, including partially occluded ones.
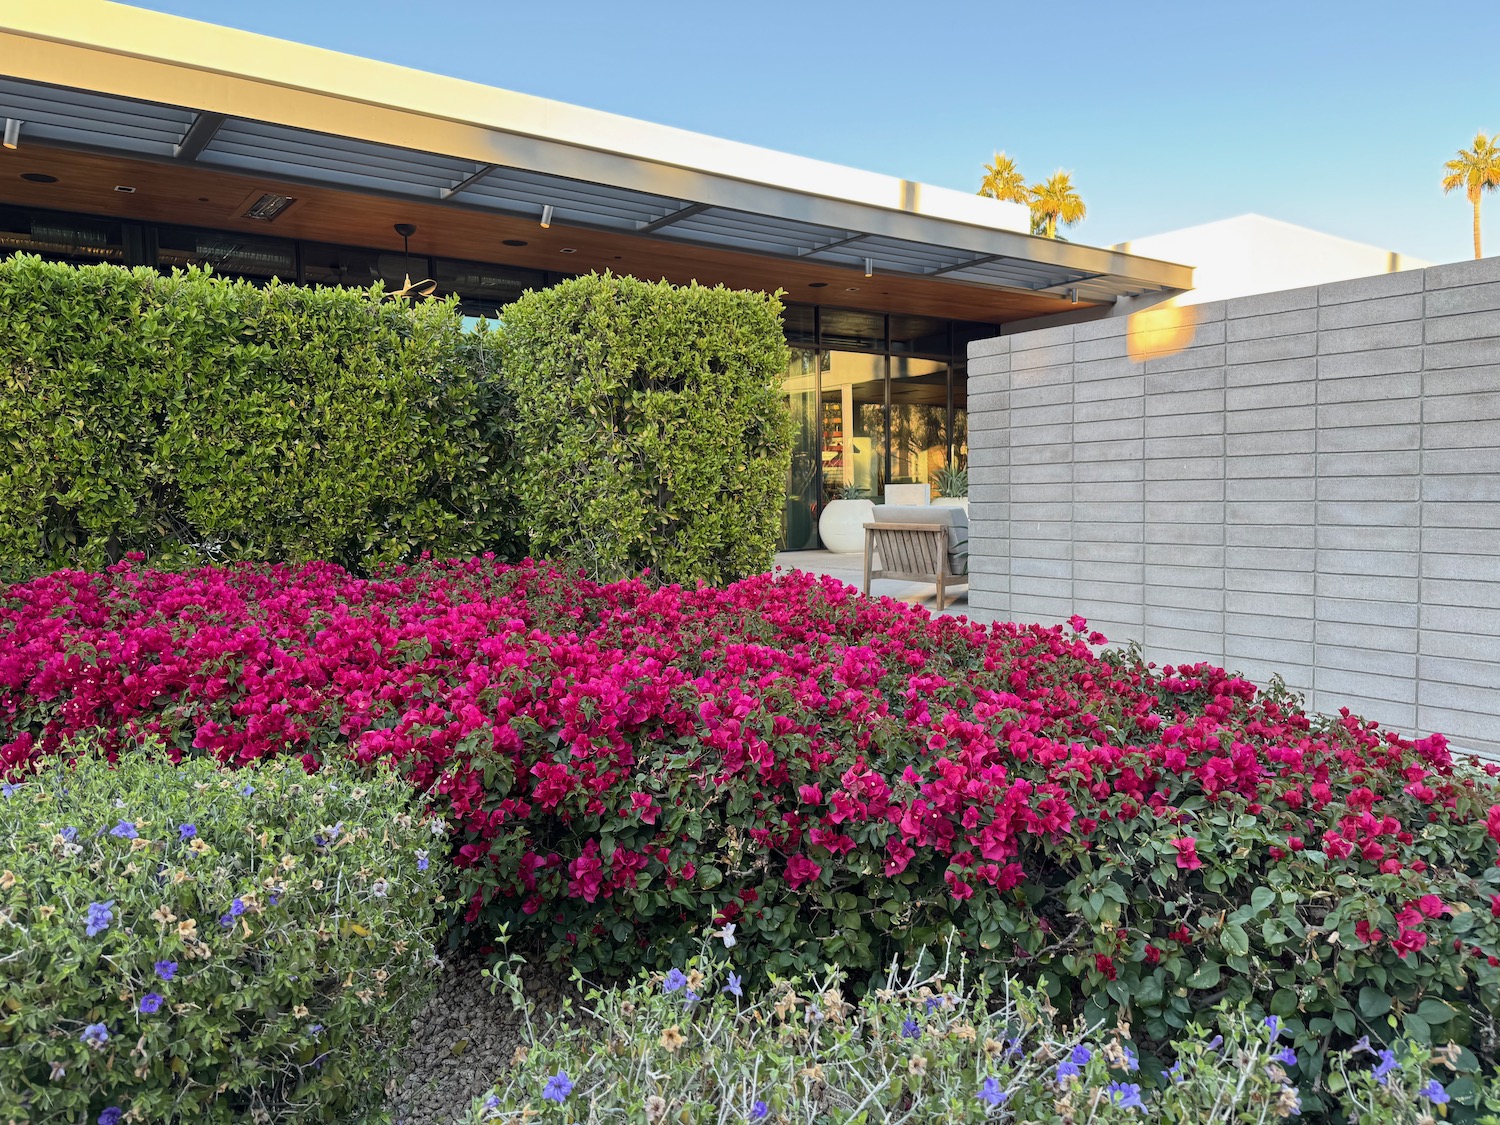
[384,951,580,1125]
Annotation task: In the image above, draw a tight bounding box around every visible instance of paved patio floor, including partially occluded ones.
[772,550,972,617]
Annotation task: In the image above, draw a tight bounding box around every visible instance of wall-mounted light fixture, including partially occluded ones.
[540,204,554,229]
[1068,288,1078,304]
[863,257,874,278]
[2,119,21,150]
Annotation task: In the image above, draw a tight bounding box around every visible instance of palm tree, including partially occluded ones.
[1029,171,1087,239]
[977,152,1029,205]
[1442,132,1500,259]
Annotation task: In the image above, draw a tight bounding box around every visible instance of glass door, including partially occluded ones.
[781,348,821,551]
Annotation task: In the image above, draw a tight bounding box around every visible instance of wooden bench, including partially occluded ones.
[862,510,969,611]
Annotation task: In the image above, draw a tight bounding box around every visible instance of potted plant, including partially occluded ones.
[932,465,969,513]
[817,482,875,553]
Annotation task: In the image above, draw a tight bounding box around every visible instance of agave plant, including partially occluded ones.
[932,465,969,499]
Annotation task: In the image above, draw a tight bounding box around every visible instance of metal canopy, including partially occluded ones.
[0,74,1183,303]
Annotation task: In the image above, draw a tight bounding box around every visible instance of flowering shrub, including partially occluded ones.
[463,946,1475,1123]
[0,741,442,1124]
[2,559,1499,1082]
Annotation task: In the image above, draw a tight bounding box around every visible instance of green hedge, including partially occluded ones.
[497,272,792,586]
[0,742,442,1123]
[0,255,515,578]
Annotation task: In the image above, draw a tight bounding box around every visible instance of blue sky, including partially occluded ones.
[129,0,1498,264]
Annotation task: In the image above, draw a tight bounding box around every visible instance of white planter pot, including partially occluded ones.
[933,497,970,515]
[818,498,875,554]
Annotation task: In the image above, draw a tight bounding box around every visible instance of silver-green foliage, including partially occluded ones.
[461,942,1375,1125]
[0,255,515,578]
[496,272,792,586]
[0,742,443,1124]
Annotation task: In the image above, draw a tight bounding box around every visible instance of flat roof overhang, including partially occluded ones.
[0,1,1192,322]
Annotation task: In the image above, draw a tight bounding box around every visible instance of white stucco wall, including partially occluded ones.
[1114,214,1431,306]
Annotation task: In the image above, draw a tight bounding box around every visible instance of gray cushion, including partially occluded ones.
[871,505,968,576]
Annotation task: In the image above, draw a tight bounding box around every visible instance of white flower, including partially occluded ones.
[712,922,737,948]
[371,879,389,898]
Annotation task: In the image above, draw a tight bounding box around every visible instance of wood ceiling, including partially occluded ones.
[0,145,1092,325]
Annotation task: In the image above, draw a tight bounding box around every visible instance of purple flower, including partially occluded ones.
[81,1022,109,1049]
[750,1102,769,1121]
[154,960,177,981]
[240,783,255,796]
[1419,1079,1449,1105]
[1264,1015,1280,1039]
[85,901,114,937]
[110,821,137,839]
[924,996,942,1015]
[1206,1034,1224,1051]
[662,968,686,993]
[220,914,234,928]
[1168,1061,1185,1084]
[1373,1049,1398,1084]
[1056,1060,1081,1081]
[1123,1045,1139,1072]
[1,782,17,799]
[269,894,280,906]
[98,1109,122,1125]
[1105,1082,1145,1111]
[229,898,246,917]
[977,1077,1006,1106]
[900,1017,920,1039]
[683,990,699,1005]
[1274,1046,1297,1066]
[416,850,430,872]
[60,826,77,841]
[483,1094,500,1111]
[1070,1044,1092,1066]
[541,1070,573,1103]
[139,992,165,1014]
[723,972,743,998]
[178,823,196,841]
[1006,1036,1023,1057]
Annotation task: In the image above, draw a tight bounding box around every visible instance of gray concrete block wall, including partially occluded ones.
[966,257,1500,759]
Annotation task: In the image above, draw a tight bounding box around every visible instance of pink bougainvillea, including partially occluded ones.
[3,556,1499,1051]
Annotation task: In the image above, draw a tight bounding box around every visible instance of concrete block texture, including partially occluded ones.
[963,258,1500,757]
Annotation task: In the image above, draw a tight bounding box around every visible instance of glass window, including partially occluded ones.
[0,206,125,264]
[434,258,544,316]
[782,303,816,347]
[889,314,950,357]
[821,351,886,503]
[889,356,951,496]
[156,226,294,281]
[818,307,884,352]
[301,242,412,290]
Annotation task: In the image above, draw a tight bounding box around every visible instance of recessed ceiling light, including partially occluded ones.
[502,238,528,247]
[559,247,577,254]
[114,185,136,194]
[20,172,57,183]
[808,282,828,289]
[844,286,859,292]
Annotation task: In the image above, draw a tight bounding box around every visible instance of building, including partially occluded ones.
[0,1,1190,549]
[1113,214,1430,306]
